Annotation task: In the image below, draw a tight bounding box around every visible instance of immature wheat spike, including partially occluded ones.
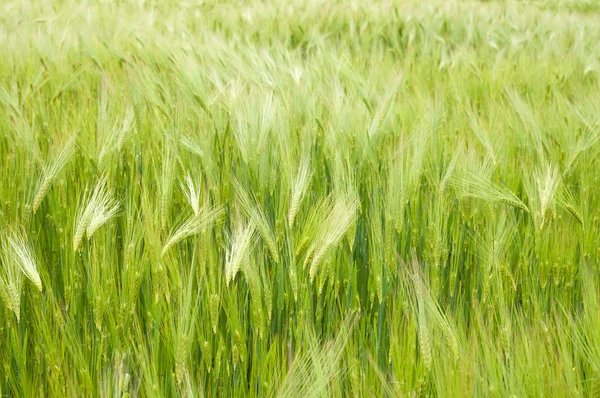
[262,269,273,321]
[73,175,120,250]
[289,265,298,302]
[233,179,279,262]
[175,335,191,385]
[564,204,584,227]
[384,223,394,270]
[501,323,511,360]
[242,259,264,339]
[455,167,529,212]
[161,205,223,256]
[5,283,21,322]
[482,274,491,305]
[159,263,170,304]
[535,166,560,218]
[418,310,432,372]
[5,234,42,292]
[0,249,23,322]
[73,206,93,251]
[288,156,312,227]
[498,196,529,212]
[308,195,359,281]
[209,293,220,334]
[32,133,77,213]
[181,174,201,216]
[413,266,432,372]
[444,323,459,364]
[86,192,120,239]
[32,176,54,213]
[225,221,256,286]
[116,105,135,151]
[555,185,584,227]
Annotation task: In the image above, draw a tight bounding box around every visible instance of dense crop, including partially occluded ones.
[1,0,600,396]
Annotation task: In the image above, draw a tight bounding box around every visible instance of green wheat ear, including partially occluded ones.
[32,132,77,214]
[3,233,42,292]
[288,155,312,227]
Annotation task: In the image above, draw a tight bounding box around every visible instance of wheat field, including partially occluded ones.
[1,0,600,396]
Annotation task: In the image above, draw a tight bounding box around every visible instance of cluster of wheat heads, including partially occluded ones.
[1,0,600,396]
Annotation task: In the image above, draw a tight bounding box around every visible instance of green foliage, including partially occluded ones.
[1,0,600,396]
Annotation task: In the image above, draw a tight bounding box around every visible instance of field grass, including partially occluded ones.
[1,0,600,396]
